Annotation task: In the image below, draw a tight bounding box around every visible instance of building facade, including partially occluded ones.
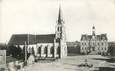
[8,7,67,59]
[108,42,115,56]
[80,26,108,55]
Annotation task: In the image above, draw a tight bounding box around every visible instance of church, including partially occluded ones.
[80,26,108,55]
[8,7,67,59]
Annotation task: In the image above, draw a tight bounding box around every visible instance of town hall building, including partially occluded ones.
[80,26,108,55]
[8,7,67,59]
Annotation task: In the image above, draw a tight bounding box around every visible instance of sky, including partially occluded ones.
[0,0,115,43]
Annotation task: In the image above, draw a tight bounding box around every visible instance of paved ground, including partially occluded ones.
[19,55,115,71]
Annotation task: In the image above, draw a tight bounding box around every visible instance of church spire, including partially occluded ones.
[55,5,65,39]
[55,5,67,58]
[57,5,64,24]
[92,26,95,36]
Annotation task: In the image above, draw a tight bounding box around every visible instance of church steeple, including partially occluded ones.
[55,5,67,58]
[57,6,64,24]
[55,6,64,39]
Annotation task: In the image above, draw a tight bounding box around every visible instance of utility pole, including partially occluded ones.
[24,41,27,66]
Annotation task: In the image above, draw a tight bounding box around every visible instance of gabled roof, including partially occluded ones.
[87,35,92,40]
[80,35,86,40]
[8,34,55,45]
[101,34,108,40]
[81,35,92,40]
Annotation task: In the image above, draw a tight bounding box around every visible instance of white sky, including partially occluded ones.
[0,0,115,43]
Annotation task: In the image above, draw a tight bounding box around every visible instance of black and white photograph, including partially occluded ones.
[0,0,115,71]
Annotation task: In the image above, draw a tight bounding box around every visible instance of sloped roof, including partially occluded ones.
[8,34,55,45]
[81,34,107,41]
[81,35,92,40]
[8,34,36,45]
[36,34,55,43]
[96,35,101,40]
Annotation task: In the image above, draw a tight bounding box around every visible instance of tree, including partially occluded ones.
[8,45,18,58]
[8,45,22,59]
[17,45,22,59]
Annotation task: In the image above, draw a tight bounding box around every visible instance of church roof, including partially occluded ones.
[8,34,55,45]
[8,34,36,45]
[36,34,55,43]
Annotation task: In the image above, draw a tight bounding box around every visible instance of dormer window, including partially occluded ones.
[83,37,86,40]
[98,43,99,46]
[102,43,103,46]
[102,37,105,40]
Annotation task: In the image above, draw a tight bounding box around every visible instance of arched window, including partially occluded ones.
[29,47,32,53]
[31,47,35,55]
[102,48,103,50]
[105,48,106,51]
[98,43,99,46]
[50,46,54,54]
[98,48,99,50]
[82,43,84,45]
[57,47,60,54]
[44,46,47,54]
[37,47,39,54]
[58,27,60,31]
[102,43,104,46]
[38,45,41,54]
